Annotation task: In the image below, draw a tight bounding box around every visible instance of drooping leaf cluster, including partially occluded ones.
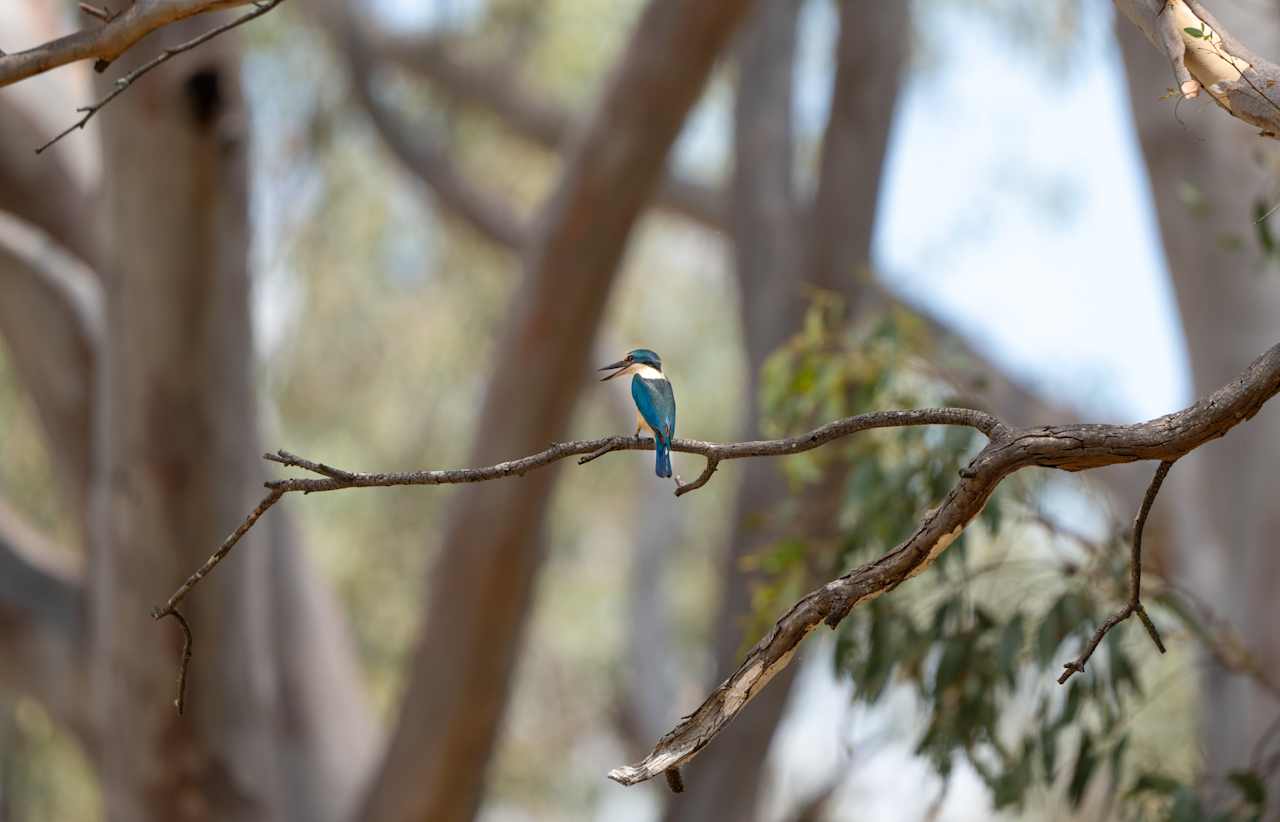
[754,294,1273,819]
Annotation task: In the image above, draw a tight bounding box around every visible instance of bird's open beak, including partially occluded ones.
[599,360,628,381]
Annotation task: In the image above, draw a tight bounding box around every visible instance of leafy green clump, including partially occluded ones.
[753,294,1273,818]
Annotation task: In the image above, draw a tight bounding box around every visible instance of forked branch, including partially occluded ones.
[36,0,286,154]
[1057,459,1173,685]
[150,342,1280,787]
[149,408,999,711]
[0,0,260,87]
[609,342,1280,786]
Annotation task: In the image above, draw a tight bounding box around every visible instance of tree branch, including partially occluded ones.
[372,31,729,231]
[1057,459,1172,684]
[35,0,286,154]
[1115,0,1280,136]
[0,0,258,87]
[608,341,1280,787]
[149,338,1280,788]
[0,98,97,265]
[0,213,103,518]
[155,407,1001,627]
[336,21,528,249]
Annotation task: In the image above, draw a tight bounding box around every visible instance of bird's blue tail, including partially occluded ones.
[655,439,672,478]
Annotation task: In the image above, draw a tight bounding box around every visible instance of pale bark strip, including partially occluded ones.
[609,342,1280,785]
[353,2,755,821]
[1114,0,1280,135]
[0,0,255,86]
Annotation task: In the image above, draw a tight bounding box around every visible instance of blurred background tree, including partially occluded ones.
[0,1,1278,821]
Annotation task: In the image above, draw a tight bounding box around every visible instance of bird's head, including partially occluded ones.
[599,348,663,380]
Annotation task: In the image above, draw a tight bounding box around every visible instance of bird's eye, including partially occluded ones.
[626,355,634,362]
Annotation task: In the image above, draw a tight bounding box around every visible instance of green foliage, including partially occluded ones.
[1126,769,1267,822]
[755,296,1275,817]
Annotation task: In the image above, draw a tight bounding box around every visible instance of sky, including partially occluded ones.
[874,0,1190,423]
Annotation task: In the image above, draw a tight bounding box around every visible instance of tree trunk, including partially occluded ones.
[85,17,376,821]
[354,3,752,822]
[666,2,908,819]
[1118,3,1280,785]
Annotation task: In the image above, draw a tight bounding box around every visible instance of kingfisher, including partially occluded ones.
[599,348,676,478]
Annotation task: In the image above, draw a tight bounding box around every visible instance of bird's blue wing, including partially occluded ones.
[631,376,676,443]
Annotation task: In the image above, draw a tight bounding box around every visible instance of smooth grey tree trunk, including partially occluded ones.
[665,2,909,819]
[354,3,753,821]
[1118,2,1280,789]
[81,17,377,822]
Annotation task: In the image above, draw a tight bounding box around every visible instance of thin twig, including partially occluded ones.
[36,0,285,154]
[148,489,283,711]
[155,608,193,714]
[1059,460,1174,684]
[148,337,1280,775]
[151,408,1001,714]
[151,489,284,620]
[78,3,117,23]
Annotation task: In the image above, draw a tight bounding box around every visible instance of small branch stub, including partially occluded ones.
[1058,460,1174,685]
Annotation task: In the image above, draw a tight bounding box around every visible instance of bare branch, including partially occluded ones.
[609,342,1280,787]
[1057,459,1173,684]
[36,0,286,154]
[147,489,282,713]
[154,407,1001,632]
[0,0,257,87]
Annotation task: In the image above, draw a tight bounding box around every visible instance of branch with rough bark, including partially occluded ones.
[608,341,1280,786]
[150,341,1280,790]
[0,0,260,86]
[34,0,285,153]
[154,408,1000,643]
[1115,0,1280,136]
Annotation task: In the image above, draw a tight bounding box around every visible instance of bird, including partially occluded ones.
[599,348,676,478]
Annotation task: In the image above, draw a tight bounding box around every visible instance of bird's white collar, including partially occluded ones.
[615,363,664,380]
